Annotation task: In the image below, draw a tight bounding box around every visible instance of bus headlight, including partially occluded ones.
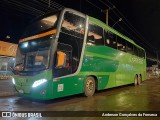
[32,79,47,88]
[12,78,15,85]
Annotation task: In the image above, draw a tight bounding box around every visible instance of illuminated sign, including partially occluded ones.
[0,41,18,57]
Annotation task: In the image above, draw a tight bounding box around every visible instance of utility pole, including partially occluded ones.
[102,9,109,25]
[106,9,108,25]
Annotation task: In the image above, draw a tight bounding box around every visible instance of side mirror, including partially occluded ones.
[15,63,23,71]
[56,51,66,68]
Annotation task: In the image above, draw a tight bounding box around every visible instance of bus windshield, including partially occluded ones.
[15,11,60,73]
[16,38,51,72]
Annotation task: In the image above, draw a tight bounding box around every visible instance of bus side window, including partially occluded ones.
[87,23,104,46]
[55,11,85,77]
[142,50,145,58]
[61,11,85,39]
[53,43,73,77]
[133,46,138,56]
[126,42,134,55]
[139,48,145,58]
[105,31,117,49]
[117,36,126,52]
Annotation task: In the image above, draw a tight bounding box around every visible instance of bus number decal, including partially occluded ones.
[58,84,64,92]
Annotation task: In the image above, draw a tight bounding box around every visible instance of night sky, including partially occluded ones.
[0,0,159,58]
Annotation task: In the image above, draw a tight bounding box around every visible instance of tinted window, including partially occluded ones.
[23,12,59,38]
[87,23,104,46]
[133,46,138,56]
[105,31,117,49]
[61,11,85,39]
[139,49,145,58]
[126,42,134,55]
[54,11,85,77]
[117,36,126,52]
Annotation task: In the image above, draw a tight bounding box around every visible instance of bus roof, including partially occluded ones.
[88,16,145,50]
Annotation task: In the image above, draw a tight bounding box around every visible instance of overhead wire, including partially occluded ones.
[86,0,156,59]
[42,0,64,9]
[106,0,155,50]
[25,0,55,12]
[11,0,45,14]
[4,0,44,16]
[1,0,157,58]
[86,0,102,11]
[87,0,143,44]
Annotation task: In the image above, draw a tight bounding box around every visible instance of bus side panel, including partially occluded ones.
[80,46,146,90]
[80,46,119,90]
[52,76,85,99]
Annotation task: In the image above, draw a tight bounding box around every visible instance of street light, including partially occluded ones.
[112,18,122,28]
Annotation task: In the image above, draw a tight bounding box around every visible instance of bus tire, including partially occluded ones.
[134,75,138,86]
[84,76,95,97]
[138,74,142,85]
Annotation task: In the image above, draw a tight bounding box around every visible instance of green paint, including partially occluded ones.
[13,9,146,100]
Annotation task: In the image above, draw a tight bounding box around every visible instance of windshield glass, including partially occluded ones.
[15,12,60,73]
[16,36,52,72]
[23,12,59,38]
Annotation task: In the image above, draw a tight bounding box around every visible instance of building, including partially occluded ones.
[0,41,18,79]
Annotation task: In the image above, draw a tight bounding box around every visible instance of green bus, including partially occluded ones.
[13,8,146,100]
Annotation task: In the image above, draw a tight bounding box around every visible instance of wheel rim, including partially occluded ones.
[86,79,94,93]
[138,75,142,85]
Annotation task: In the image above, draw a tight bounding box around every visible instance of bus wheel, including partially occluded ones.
[84,76,95,97]
[138,75,142,85]
[134,75,138,86]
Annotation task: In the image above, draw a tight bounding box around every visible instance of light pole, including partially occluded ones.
[112,18,122,28]
[101,9,109,25]
[102,6,116,25]
[106,9,108,25]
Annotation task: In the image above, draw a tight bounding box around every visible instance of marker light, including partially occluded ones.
[32,79,47,88]
[23,42,28,48]
[12,78,15,85]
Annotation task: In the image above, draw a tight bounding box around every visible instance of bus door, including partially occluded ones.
[52,10,86,96]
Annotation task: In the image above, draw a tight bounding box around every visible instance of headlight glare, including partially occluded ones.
[32,79,47,88]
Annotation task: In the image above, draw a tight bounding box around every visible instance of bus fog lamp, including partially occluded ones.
[32,79,47,88]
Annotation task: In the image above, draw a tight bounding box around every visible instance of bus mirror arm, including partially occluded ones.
[10,66,15,74]
[10,66,18,74]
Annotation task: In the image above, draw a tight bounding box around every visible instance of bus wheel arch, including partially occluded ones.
[84,75,97,97]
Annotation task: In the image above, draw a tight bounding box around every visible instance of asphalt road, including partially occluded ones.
[0,78,160,120]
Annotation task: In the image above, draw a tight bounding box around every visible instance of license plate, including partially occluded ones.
[18,89,24,93]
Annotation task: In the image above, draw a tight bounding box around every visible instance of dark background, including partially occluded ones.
[0,0,159,65]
